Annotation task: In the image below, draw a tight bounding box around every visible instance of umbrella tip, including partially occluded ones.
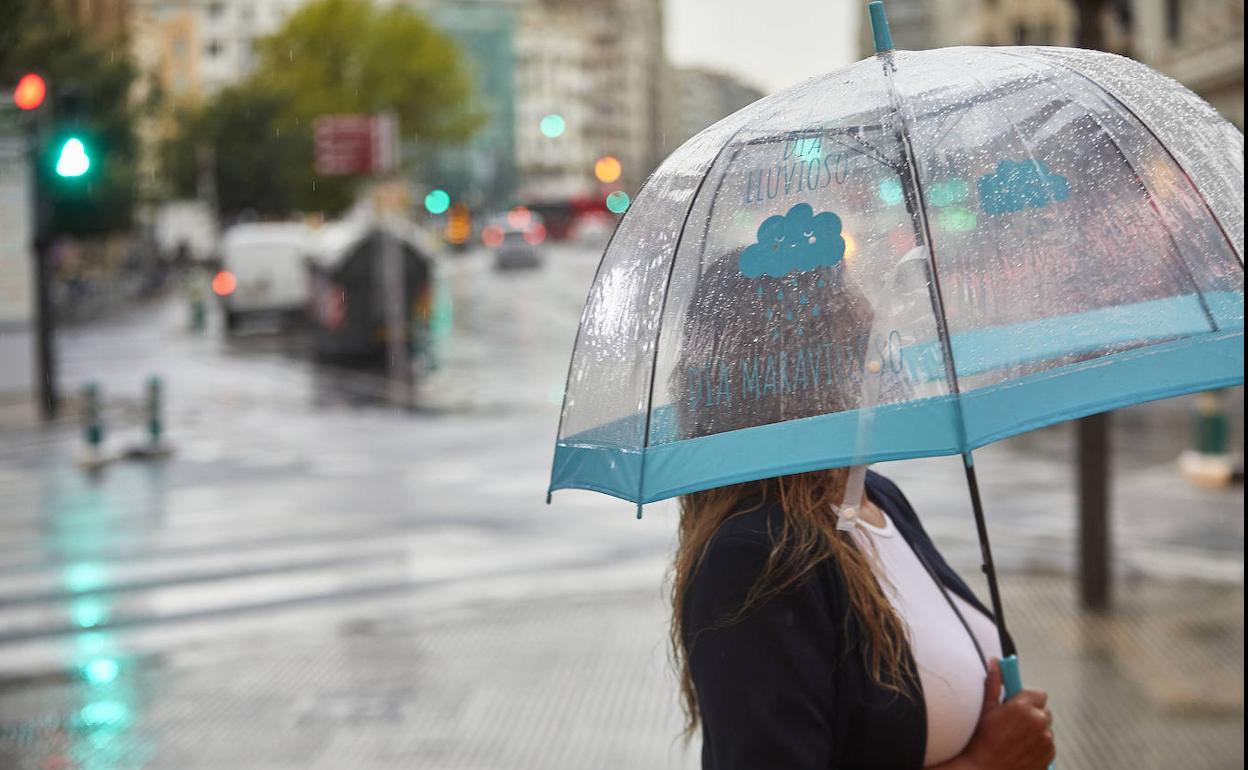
[869,1,894,55]
[635,504,644,520]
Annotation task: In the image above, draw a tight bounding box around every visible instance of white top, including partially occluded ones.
[850,512,1003,767]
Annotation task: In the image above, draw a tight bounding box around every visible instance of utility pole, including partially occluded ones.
[33,194,58,420]
[9,73,58,419]
[1078,413,1111,610]
[1072,0,1113,611]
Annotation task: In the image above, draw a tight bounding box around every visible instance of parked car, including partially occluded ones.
[483,209,545,271]
[214,222,314,333]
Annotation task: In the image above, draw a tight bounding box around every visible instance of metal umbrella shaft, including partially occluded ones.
[871,2,1017,662]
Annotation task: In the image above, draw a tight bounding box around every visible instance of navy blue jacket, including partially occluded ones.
[682,471,999,770]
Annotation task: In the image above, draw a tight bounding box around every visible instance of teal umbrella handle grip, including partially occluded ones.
[1000,654,1024,697]
[999,655,1056,769]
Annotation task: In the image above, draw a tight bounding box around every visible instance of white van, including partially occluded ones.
[214,222,314,332]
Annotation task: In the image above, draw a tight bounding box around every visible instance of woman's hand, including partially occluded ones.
[956,658,1055,770]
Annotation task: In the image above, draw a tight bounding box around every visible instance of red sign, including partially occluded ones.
[314,113,399,176]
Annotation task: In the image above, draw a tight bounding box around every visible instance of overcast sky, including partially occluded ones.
[665,0,861,95]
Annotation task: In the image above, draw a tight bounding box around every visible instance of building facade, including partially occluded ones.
[1131,0,1244,128]
[513,4,595,200]
[857,0,1134,55]
[131,0,310,103]
[418,0,521,209]
[661,66,765,155]
[511,0,665,199]
[852,0,1244,128]
[52,0,133,42]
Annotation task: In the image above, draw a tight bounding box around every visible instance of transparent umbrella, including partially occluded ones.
[550,0,1244,712]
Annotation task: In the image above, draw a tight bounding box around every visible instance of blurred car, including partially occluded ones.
[214,222,314,333]
[483,208,546,271]
[494,230,542,270]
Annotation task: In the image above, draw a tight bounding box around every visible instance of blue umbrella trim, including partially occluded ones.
[550,328,1244,504]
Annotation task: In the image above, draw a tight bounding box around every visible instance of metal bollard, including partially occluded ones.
[1193,390,1229,456]
[1178,389,1234,488]
[83,382,103,450]
[146,376,163,448]
[190,295,206,334]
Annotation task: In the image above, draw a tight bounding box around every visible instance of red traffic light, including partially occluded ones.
[13,73,47,111]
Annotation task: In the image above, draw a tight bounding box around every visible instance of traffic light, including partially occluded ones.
[424,188,450,215]
[12,72,47,110]
[445,203,471,245]
[55,136,91,178]
[539,114,566,139]
[605,190,630,214]
[10,75,102,420]
[46,88,95,184]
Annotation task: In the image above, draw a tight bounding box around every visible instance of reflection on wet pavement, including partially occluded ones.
[0,245,1241,769]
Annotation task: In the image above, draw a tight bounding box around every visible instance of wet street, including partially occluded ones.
[0,243,1243,769]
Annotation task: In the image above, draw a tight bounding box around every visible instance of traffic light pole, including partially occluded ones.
[27,112,58,420]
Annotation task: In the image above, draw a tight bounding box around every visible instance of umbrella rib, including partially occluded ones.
[738,127,901,172]
[878,52,1017,659]
[635,126,750,511]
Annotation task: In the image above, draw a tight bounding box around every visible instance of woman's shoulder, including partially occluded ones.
[684,500,851,650]
[693,501,842,603]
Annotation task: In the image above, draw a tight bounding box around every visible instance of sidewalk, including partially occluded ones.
[0,561,1240,770]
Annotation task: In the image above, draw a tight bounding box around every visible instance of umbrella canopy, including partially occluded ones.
[550,43,1244,508]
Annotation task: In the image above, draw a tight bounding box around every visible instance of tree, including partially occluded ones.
[161,0,481,219]
[255,0,481,143]
[160,84,352,221]
[1,0,139,235]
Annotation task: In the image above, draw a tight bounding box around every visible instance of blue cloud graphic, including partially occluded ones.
[738,203,846,279]
[978,159,1071,215]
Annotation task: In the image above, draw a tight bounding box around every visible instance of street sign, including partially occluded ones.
[314,113,399,176]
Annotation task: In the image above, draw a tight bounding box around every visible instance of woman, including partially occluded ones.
[668,249,1055,769]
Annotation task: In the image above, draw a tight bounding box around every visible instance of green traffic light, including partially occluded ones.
[424,189,450,215]
[605,190,630,214]
[539,114,566,139]
[55,137,91,178]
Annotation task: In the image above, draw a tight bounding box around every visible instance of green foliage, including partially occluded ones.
[161,0,481,219]
[1,0,139,235]
[160,84,354,220]
[258,0,482,142]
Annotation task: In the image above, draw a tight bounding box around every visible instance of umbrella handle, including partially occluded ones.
[1000,655,1056,769]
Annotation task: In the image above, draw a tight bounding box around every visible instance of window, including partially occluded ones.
[1165,0,1182,44]
[206,40,225,57]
